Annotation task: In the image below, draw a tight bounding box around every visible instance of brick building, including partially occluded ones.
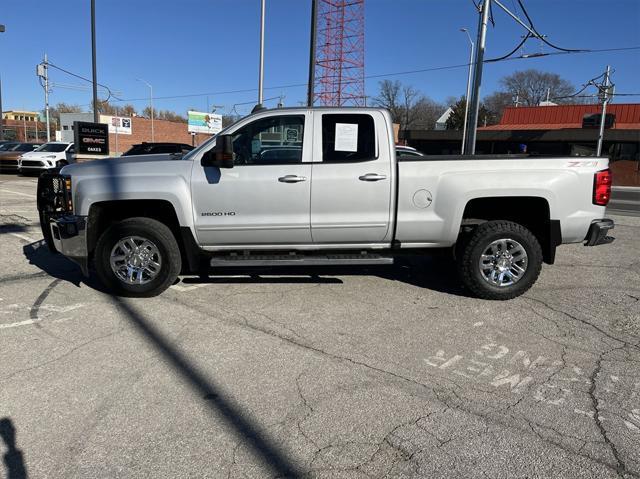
[403,103,640,186]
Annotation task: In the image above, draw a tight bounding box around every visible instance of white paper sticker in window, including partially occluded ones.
[334,123,358,152]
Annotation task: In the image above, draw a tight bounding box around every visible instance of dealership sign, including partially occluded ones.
[100,115,132,135]
[188,111,222,134]
[74,121,110,155]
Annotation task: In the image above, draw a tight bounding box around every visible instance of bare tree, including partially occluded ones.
[374,80,445,131]
[411,97,447,129]
[373,80,403,124]
[483,91,513,124]
[45,102,83,125]
[119,104,137,117]
[94,99,118,115]
[499,69,575,106]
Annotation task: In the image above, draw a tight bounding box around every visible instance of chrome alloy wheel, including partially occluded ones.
[110,236,162,285]
[479,238,528,287]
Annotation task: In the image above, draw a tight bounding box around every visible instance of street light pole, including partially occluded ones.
[460,28,474,154]
[91,0,99,123]
[137,78,154,142]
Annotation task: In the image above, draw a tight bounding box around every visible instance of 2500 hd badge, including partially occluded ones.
[201,211,236,216]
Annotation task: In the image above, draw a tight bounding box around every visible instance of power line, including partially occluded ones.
[102,45,640,105]
[516,0,583,53]
[47,61,122,102]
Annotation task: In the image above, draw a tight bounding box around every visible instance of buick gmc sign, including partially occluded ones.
[74,121,110,155]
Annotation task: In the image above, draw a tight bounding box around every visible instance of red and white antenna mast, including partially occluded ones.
[314,0,366,106]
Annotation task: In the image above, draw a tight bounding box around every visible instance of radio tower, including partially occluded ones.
[314,0,365,106]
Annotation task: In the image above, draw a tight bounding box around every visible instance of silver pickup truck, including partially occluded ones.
[37,107,614,299]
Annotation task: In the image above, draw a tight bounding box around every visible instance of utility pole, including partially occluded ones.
[0,74,3,142]
[36,54,52,141]
[91,0,99,123]
[463,0,490,155]
[460,28,474,154]
[596,65,611,157]
[0,24,5,141]
[258,0,266,107]
[307,0,317,107]
[44,54,51,141]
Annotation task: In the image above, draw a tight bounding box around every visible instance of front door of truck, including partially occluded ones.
[310,111,393,244]
[191,113,312,247]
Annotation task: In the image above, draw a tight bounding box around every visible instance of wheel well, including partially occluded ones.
[461,196,560,264]
[87,200,200,272]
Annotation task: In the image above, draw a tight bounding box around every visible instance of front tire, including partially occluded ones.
[457,220,542,300]
[95,217,181,297]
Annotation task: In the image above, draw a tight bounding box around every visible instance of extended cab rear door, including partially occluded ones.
[310,111,393,244]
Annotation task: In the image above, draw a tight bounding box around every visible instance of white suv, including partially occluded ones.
[18,142,75,174]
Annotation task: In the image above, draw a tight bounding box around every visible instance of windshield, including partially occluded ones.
[36,143,68,153]
[15,143,37,152]
[0,143,18,151]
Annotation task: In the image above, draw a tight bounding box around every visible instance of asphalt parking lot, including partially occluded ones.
[1,173,639,478]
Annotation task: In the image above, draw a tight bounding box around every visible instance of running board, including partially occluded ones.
[210,253,394,267]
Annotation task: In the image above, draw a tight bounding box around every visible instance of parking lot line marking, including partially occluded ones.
[10,232,37,243]
[0,318,41,329]
[0,189,37,199]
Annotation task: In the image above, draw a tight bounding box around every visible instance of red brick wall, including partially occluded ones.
[108,117,212,155]
[2,119,52,143]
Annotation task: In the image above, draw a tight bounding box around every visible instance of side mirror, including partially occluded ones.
[201,135,234,168]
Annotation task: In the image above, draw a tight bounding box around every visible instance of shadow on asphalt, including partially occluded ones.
[111,297,303,477]
[24,240,467,297]
[0,417,28,479]
[22,241,304,477]
[0,224,31,235]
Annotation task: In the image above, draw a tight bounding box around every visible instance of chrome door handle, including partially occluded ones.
[278,175,307,183]
[359,173,387,181]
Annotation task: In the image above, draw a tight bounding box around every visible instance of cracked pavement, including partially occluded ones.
[1,174,639,478]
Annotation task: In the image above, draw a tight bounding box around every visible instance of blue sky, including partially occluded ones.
[1,0,639,116]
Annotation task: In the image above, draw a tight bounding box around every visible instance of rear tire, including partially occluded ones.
[457,220,542,300]
[94,217,181,297]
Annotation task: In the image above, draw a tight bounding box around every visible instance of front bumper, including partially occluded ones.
[584,218,615,246]
[50,215,89,275]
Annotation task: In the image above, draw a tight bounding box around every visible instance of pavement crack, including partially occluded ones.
[587,347,635,478]
[524,296,640,352]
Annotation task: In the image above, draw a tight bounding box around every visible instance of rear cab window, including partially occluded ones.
[321,113,376,163]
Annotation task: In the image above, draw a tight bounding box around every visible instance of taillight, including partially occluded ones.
[593,169,612,206]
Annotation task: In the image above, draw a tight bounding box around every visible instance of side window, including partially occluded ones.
[321,114,375,163]
[231,115,304,165]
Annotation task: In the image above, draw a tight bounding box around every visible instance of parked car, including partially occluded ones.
[396,145,425,159]
[121,142,194,156]
[39,107,614,299]
[0,142,40,172]
[18,142,75,174]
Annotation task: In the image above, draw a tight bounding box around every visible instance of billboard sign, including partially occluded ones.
[74,121,110,155]
[188,111,222,134]
[100,115,133,135]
